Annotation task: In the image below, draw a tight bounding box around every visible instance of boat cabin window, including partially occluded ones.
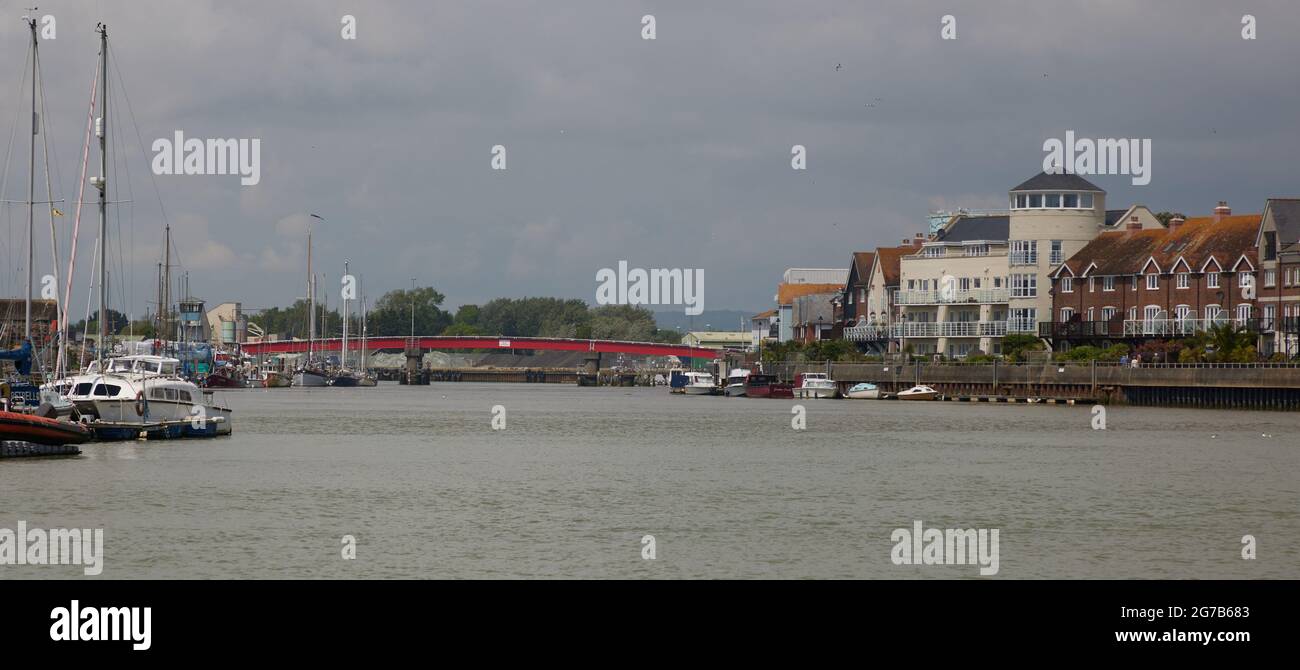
[141,360,160,373]
[152,389,167,400]
[74,383,93,395]
[179,390,192,402]
[92,384,121,397]
[162,363,178,375]
[165,388,178,401]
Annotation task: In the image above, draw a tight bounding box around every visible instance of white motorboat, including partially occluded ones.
[897,385,938,401]
[844,382,880,399]
[795,372,839,399]
[63,355,233,434]
[682,371,717,395]
[724,369,750,396]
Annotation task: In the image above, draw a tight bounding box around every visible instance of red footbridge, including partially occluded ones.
[240,336,722,360]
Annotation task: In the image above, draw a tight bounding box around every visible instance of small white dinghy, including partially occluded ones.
[844,382,880,399]
[896,385,938,401]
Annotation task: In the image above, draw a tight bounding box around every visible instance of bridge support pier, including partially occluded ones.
[400,342,429,385]
[578,352,601,386]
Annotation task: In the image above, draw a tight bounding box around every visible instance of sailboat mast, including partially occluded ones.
[25,17,37,342]
[307,230,314,360]
[361,278,367,375]
[342,260,349,369]
[163,224,171,344]
[95,24,108,365]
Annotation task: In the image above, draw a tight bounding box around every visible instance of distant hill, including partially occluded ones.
[652,310,756,333]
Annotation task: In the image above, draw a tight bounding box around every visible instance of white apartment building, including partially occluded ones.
[896,172,1150,358]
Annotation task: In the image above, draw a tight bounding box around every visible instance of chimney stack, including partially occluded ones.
[1127,215,1142,231]
[1169,214,1185,230]
[1213,201,1231,223]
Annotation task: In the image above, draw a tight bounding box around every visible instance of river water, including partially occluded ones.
[2,382,1297,579]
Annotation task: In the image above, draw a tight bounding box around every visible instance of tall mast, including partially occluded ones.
[163,224,171,344]
[341,260,349,369]
[361,278,367,375]
[25,16,37,342]
[95,24,108,364]
[307,230,314,361]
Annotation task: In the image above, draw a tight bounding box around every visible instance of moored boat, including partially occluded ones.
[745,374,794,399]
[0,410,92,445]
[293,367,329,387]
[795,372,839,399]
[724,369,750,396]
[844,382,880,399]
[262,370,291,388]
[897,385,938,401]
[682,371,717,395]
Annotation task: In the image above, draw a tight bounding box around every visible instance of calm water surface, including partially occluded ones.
[2,382,1297,579]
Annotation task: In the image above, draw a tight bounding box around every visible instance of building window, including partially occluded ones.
[1205,305,1223,323]
[1146,274,1158,290]
[1207,272,1220,288]
[1176,273,1189,289]
[1008,308,1037,332]
[1175,305,1192,321]
[1046,193,1061,208]
[1236,303,1251,323]
[1103,275,1115,292]
[1010,240,1038,265]
[1080,194,1093,208]
[993,277,1003,288]
[1087,307,1095,321]
[1101,307,1117,321]
[1238,272,1253,288]
[1131,275,1138,291]
[1050,240,1063,265]
[1010,273,1037,298]
[1063,193,1078,208]
[1028,194,1043,208]
[907,280,915,290]
[1088,277,1095,292]
[960,277,972,291]
[1264,304,1276,328]
[1264,270,1276,287]
[1060,307,1075,322]
[924,246,943,258]
[1144,305,1162,323]
[1061,277,1073,293]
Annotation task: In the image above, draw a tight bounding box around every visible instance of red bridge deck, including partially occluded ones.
[240,336,722,359]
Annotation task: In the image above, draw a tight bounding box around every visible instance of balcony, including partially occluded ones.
[894,321,1008,338]
[843,323,891,342]
[1121,318,1264,337]
[1007,318,1038,333]
[1009,252,1038,266]
[893,288,1009,305]
[1039,320,1121,339]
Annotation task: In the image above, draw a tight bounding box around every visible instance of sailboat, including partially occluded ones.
[329,260,360,387]
[357,288,377,386]
[292,218,328,387]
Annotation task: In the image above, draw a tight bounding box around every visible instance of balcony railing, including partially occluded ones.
[1006,318,1038,333]
[894,321,1009,338]
[893,288,1009,305]
[1039,320,1121,339]
[1009,252,1038,266]
[843,323,891,342]
[1121,318,1265,337]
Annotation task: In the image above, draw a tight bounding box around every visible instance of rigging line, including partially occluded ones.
[0,42,34,298]
[56,57,99,379]
[37,47,62,325]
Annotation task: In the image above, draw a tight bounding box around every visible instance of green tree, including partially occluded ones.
[367,287,451,336]
[1001,333,1045,362]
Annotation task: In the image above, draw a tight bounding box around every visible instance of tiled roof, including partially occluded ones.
[1061,213,1260,277]
[1266,198,1300,248]
[851,252,875,284]
[777,283,844,305]
[1011,171,1105,193]
[751,309,778,319]
[872,245,914,286]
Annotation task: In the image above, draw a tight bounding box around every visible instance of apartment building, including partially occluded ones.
[1044,203,1262,348]
[774,268,847,341]
[896,214,1011,356]
[1255,199,1300,356]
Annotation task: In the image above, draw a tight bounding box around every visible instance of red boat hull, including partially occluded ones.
[0,411,92,445]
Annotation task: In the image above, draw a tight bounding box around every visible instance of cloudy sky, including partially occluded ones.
[1,0,1298,321]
